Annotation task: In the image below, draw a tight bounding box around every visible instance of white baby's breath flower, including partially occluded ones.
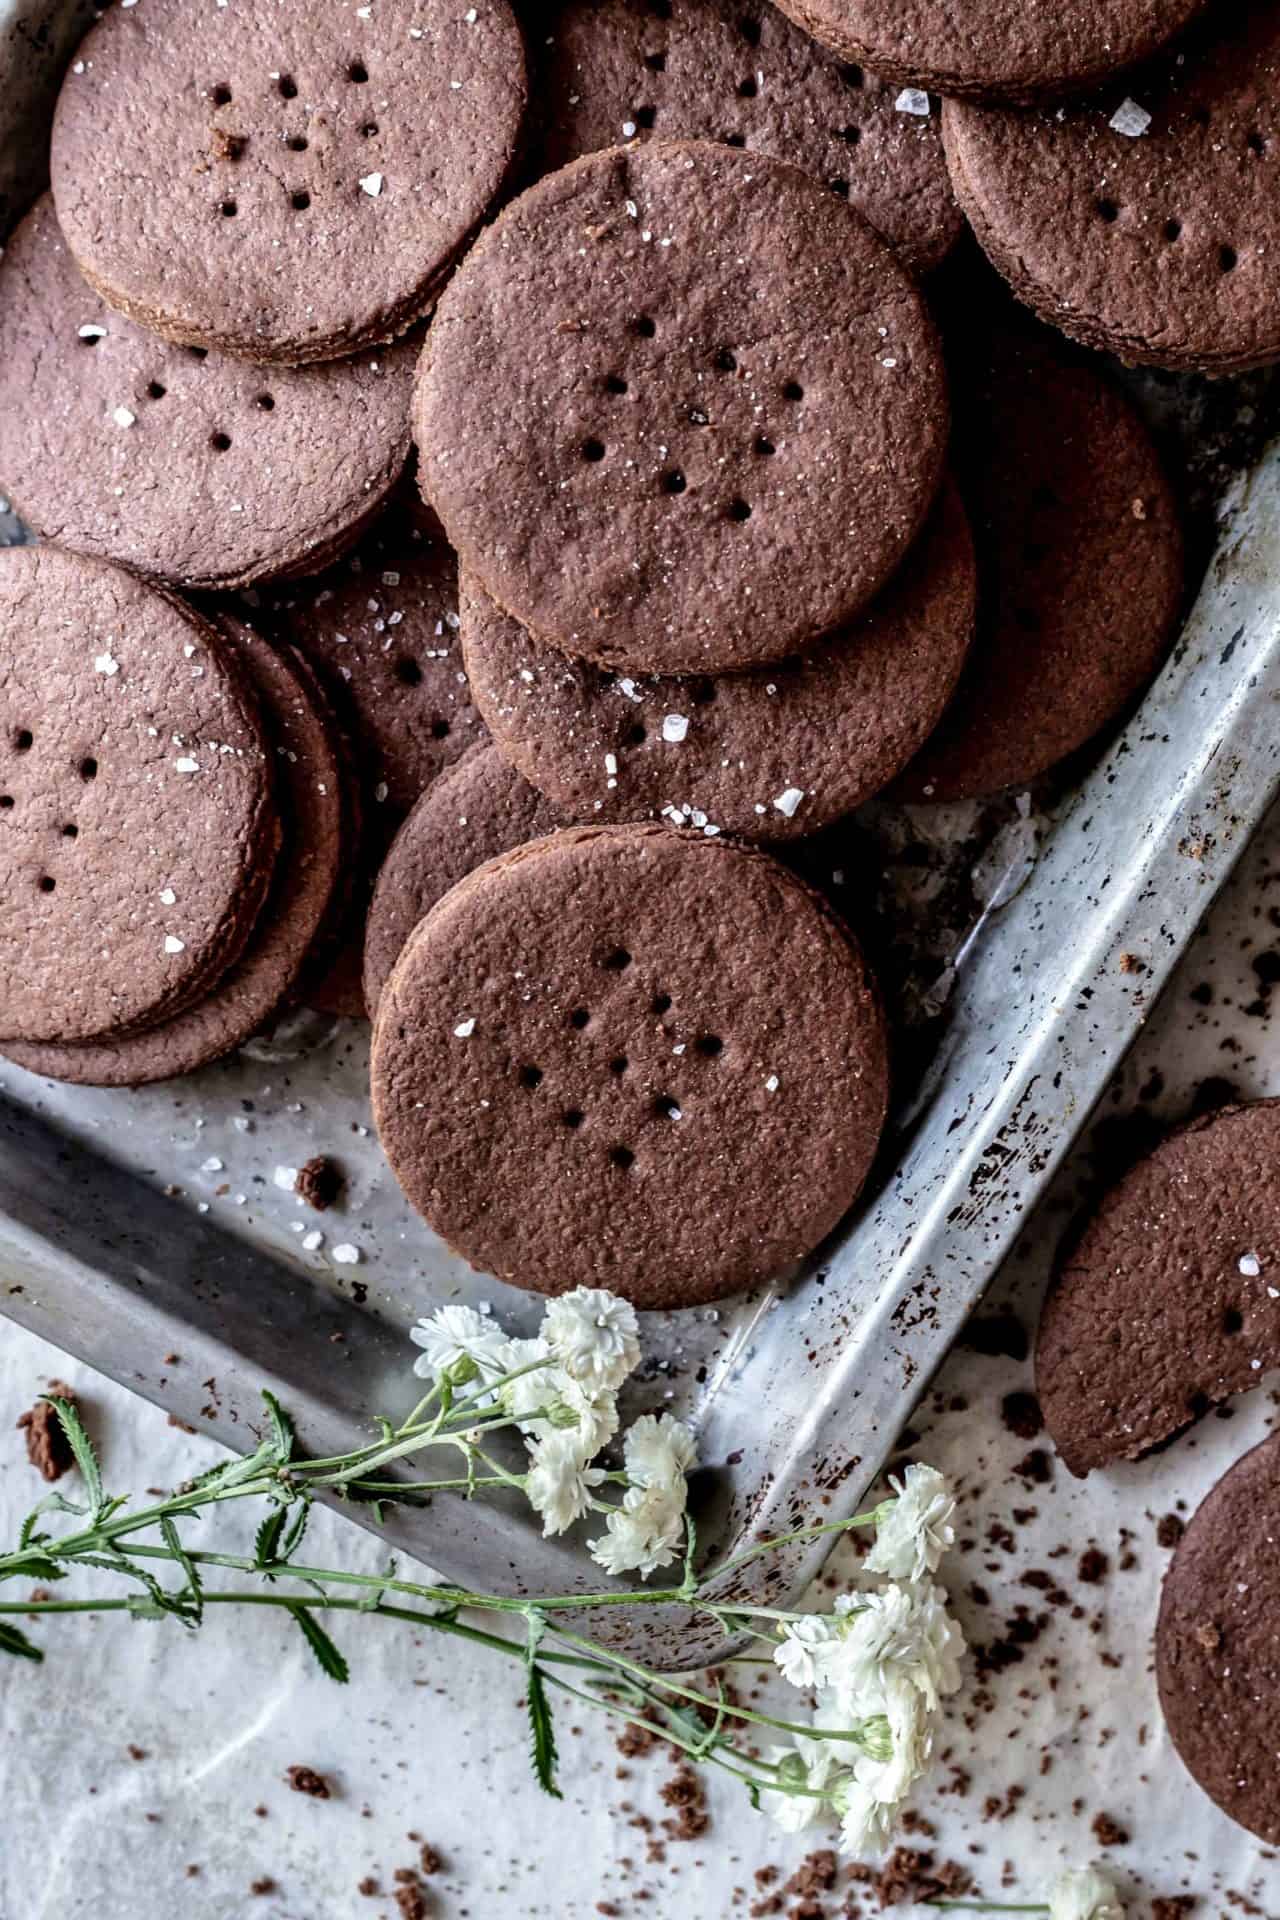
[588,1478,687,1577]
[774,1614,839,1691]
[622,1411,697,1489]
[829,1581,965,1715]
[525,1429,606,1536]
[827,1673,933,1857]
[542,1287,641,1391]
[759,1743,836,1832]
[864,1464,957,1583]
[557,1373,620,1454]
[1048,1867,1126,1920]
[834,1775,899,1858]
[409,1304,507,1385]
[494,1337,556,1424]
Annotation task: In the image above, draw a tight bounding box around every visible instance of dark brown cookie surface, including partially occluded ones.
[273,502,484,836]
[0,198,417,592]
[414,141,948,674]
[50,0,527,365]
[943,12,1280,370]
[1156,1431,1280,1844]
[463,479,974,839]
[1037,1101,1280,1478]
[4,618,348,1085]
[272,501,486,1019]
[0,546,276,1046]
[363,743,564,1012]
[371,822,888,1306]
[531,0,962,276]
[769,0,1211,102]
[897,335,1182,802]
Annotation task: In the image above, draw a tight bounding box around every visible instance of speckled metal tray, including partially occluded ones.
[6,3,1280,1665]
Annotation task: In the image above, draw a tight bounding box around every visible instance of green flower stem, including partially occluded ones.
[1,1530,856,1753]
[549,1620,877,1750]
[0,1587,826,1805]
[927,1905,1049,1913]
[708,1508,885,1587]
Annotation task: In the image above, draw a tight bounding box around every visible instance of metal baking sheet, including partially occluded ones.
[6,2,1280,1664]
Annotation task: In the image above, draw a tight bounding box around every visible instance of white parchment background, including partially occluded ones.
[4,797,1280,1918]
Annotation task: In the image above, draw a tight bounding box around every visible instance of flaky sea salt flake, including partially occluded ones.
[1110,97,1152,137]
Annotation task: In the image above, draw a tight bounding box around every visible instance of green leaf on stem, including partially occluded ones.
[18,1508,50,1550]
[526,1663,561,1799]
[279,1499,311,1562]
[523,1608,562,1799]
[289,1604,349,1683]
[45,1397,104,1518]
[0,1622,43,1662]
[680,1514,698,1601]
[0,1554,65,1586]
[254,1507,287,1571]
[160,1516,204,1625]
[261,1391,296,1466]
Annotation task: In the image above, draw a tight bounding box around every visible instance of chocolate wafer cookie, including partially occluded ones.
[1157,1430,1280,1844]
[769,0,1212,103]
[462,480,975,838]
[371,822,888,1306]
[1038,1099,1280,1476]
[531,0,962,275]
[0,197,417,592]
[897,332,1182,802]
[943,10,1280,371]
[5,618,349,1085]
[363,743,565,1012]
[0,546,277,1046]
[414,140,948,675]
[51,0,527,365]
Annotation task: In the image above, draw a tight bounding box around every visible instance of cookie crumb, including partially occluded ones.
[16,1381,77,1481]
[295,1155,344,1210]
[285,1765,331,1798]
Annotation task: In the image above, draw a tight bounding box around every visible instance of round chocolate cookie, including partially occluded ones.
[769,0,1211,103]
[531,0,962,276]
[364,743,565,1012]
[462,480,974,839]
[1037,1100,1280,1478]
[0,197,417,592]
[4,619,349,1085]
[0,546,277,1046]
[414,140,948,675]
[371,822,888,1305]
[943,11,1280,371]
[50,0,527,366]
[274,500,486,1020]
[896,334,1182,802]
[1157,1431,1280,1844]
[274,501,484,833]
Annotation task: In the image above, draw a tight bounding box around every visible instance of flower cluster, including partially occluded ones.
[410,1288,695,1577]
[1048,1867,1126,1920]
[763,1464,964,1855]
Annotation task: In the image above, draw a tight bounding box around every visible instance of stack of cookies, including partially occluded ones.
[3,0,1275,1306]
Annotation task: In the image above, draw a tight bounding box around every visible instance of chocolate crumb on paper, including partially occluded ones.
[16,1380,77,1482]
[285,1765,332,1799]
